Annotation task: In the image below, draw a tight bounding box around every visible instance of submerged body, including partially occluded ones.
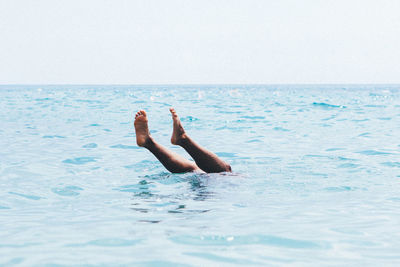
[134,108,231,173]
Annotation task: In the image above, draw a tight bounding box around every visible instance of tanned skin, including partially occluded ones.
[134,108,231,173]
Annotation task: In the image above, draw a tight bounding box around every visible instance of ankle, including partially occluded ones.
[177,134,190,146]
[143,136,155,148]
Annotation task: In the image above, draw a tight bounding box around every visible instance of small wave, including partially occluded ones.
[82,143,98,148]
[135,260,191,266]
[381,162,400,168]
[338,163,360,168]
[42,135,66,139]
[240,115,265,120]
[358,132,371,137]
[113,182,156,193]
[324,186,357,192]
[245,139,263,143]
[356,150,392,156]
[8,192,42,200]
[180,116,199,122]
[325,148,344,151]
[52,186,83,196]
[170,234,329,249]
[273,127,290,132]
[364,104,386,108]
[66,238,141,247]
[184,252,263,265]
[312,102,345,109]
[35,98,53,101]
[110,144,138,149]
[75,99,102,104]
[0,242,41,248]
[62,157,97,165]
[215,152,237,158]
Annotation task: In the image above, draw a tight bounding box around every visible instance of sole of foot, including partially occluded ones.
[134,110,151,147]
[170,108,187,145]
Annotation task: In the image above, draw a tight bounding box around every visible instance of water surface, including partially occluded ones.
[0,85,399,266]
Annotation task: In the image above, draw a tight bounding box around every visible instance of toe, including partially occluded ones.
[170,108,178,117]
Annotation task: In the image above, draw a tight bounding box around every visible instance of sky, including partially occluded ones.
[0,0,399,84]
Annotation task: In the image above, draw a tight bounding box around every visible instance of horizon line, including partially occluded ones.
[1,83,400,86]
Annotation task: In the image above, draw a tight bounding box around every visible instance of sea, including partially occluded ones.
[0,85,399,266]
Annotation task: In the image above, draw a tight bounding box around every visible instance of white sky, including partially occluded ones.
[0,0,399,84]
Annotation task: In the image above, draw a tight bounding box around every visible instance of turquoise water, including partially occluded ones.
[1,85,399,266]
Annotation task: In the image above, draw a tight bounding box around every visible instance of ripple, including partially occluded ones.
[75,99,102,104]
[82,143,98,148]
[338,156,358,161]
[110,144,139,149]
[35,97,53,101]
[358,132,371,137]
[138,220,162,224]
[0,242,41,248]
[2,258,25,265]
[180,116,199,122]
[135,260,190,267]
[215,152,237,158]
[273,127,290,132]
[217,110,242,114]
[216,125,248,130]
[326,148,344,151]
[42,135,66,139]
[312,102,345,109]
[124,160,159,171]
[381,162,400,168]
[66,238,141,247]
[62,157,97,165]
[321,115,337,121]
[52,186,83,196]
[169,209,209,214]
[338,163,360,168]
[324,186,356,192]
[8,192,42,200]
[170,235,329,249]
[304,154,331,158]
[240,115,265,120]
[113,182,156,193]
[356,150,393,156]
[245,139,262,143]
[184,252,263,265]
[364,104,386,108]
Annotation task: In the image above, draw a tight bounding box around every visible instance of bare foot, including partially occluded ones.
[170,108,188,145]
[134,110,152,147]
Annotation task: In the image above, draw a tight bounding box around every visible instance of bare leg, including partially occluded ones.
[134,110,201,173]
[170,108,232,173]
